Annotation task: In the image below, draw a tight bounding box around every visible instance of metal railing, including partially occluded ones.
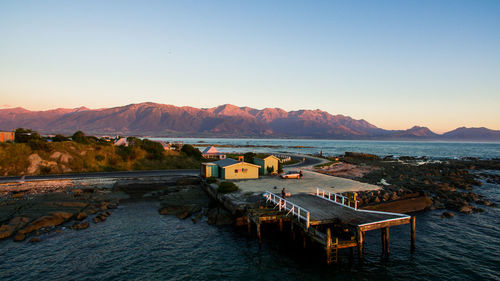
[316,188,359,210]
[263,191,311,228]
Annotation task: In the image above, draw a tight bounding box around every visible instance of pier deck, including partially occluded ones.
[255,188,415,263]
[286,193,411,230]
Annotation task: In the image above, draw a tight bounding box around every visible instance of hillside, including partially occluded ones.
[0,103,499,140]
[0,141,201,176]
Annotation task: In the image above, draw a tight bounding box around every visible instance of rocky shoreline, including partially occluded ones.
[315,152,499,216]
[0,175,244,243]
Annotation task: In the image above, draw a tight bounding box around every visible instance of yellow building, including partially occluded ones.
[214,158,260,180]
[253,155,280,175]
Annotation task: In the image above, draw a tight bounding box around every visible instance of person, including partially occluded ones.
[281,188,286,199]
[299,170,303,179]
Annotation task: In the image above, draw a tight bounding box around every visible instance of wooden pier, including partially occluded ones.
[248,188,415,264]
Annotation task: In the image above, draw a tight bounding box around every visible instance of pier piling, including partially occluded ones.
[411,216,416,250]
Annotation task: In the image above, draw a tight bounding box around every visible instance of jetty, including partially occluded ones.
[246,188,415,264]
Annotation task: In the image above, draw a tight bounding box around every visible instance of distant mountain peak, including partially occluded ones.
[0,102,498,140]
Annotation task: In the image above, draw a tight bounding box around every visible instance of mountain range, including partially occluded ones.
[0,102,499,141]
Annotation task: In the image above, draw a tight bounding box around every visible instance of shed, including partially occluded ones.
[214,158,260,180]
[253,155,280,175]
[201,163,219,178]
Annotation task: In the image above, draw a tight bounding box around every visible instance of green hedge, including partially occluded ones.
[217,181,238,193]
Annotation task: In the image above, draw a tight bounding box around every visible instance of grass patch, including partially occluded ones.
[282,158,300,166]
[314,161,336,169]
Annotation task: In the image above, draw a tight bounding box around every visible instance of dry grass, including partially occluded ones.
[0,142,201,176]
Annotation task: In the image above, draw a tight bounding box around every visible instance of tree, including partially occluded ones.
[278,162,283,174]
[52,134,69,142]
[15,128,41,143]
[180,144,202,160]
[140,139,165,160]
[72,131,88,144]
[244,152,255,163]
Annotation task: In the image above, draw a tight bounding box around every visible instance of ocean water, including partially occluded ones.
[1,141,499,280]
[153,138,500,159]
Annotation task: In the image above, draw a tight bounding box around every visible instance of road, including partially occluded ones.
[0,169,199,184]
[0,155,324,184]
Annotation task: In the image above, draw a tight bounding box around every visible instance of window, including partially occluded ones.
[234,169,238,173]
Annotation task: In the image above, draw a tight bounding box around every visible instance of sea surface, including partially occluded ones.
[154,138,500,159]
[1,140,499,281]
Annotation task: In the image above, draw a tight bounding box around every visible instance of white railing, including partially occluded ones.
[316,188,359,210]
[263,191,311,228]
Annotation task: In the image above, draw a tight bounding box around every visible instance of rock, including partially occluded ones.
[51,212,74,220]
[441,212,454,218]
[18,214,67,235]
[0,225,16,239]
[13,233,26,242]
[12,192,24,199]
[71,222,89,230]
[76,212,87,221]
[29,238,42,243]
[382,192,391,201]
[27,154,43,174]
[107,203,118,209]
[390,193,399,201]
[176,211,191,220]
[100,202,110,210]
[459,205,473,214]
[93,217,101,223]
[72,189,83,196]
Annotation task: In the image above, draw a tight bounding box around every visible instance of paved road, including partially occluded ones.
[0,169,199,184]
[0,155,323,184]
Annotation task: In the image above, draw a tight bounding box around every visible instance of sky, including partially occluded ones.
[0,0,499,133]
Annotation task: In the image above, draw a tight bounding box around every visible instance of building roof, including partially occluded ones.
[202,146,220,154]
[213,158,238,167]
[202,162,217,166]
[255,155,280,161]
[214,158,261,168]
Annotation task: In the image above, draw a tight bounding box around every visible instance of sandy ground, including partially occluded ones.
[236,158,380,195]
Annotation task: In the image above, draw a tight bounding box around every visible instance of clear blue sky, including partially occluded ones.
[1,0,499,133]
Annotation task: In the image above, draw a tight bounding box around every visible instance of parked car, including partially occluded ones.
[280,171,303,179]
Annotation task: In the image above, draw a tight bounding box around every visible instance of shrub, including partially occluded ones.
[244,152,255,163]
[15,128,41,143]
[278,162,283,173]
[52,134,69,142]
[40,166,51,174]
[28,139,52,152]
[140,139,165,160]
[217,181,238,193]
[72,131,89,144]
[95,155,105,161]
[206,177,217,184]
[266,166,274,174]
[180,144,202,160]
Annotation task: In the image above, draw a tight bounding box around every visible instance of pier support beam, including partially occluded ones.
[381,228,386,254]
[247,217,251,235]
[357,227,364,258]
[384,227,390,255]
[411,216,416,250]
[279,219,283,232]
[257,223,262,244]
[291,221,295,240]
